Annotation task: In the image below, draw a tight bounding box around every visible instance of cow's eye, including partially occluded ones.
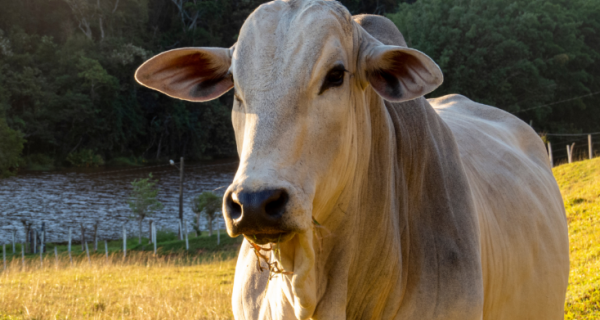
[319,65,347,94]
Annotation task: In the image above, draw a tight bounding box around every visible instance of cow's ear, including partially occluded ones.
[363,45,443,102]
[135,47,234,102]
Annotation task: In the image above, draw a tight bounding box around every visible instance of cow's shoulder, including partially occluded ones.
[353,14,407,46]
[429,94,550,169]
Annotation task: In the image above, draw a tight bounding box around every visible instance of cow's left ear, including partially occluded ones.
[135,47,234,102]
[363,45,443,102]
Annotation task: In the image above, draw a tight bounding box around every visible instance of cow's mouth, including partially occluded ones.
[245,231,295,245]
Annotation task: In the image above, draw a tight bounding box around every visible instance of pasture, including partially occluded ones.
[0,158,599,319]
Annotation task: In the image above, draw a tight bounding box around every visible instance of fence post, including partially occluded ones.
[21,243,24,270]
[85,242,91,265]
[68,227,72,265]
[567,143,575,163]
[178,157,185,240]
[33,229,37,254]
[93,223,98,252]
[122,225,127,258]
[54,246,58,266]
[39,243,43,268]
[217,219,220,245]
[178,219,183,242]
[184,220,189,251]
[80,223,85,251]
[153,224,157,255]
[548,142,553,167]
[41,222,45,253]
[149,220,153,244]
[589,134,593,160]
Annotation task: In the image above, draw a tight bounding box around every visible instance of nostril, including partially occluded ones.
[264,189,289,217]
[226,193,242,220]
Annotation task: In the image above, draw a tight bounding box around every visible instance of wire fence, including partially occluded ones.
[538,131,599,166]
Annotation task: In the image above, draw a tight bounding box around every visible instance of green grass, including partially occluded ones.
[554,157,600,319]
[0,230,242,261]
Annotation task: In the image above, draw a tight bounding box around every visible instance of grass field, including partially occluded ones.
[1,158,600,319]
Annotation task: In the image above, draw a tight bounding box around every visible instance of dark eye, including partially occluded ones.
[319,65,346,94]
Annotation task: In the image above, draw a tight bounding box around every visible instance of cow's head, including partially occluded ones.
[136,0,441,249]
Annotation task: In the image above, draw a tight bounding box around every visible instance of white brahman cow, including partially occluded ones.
[135,0,569,319]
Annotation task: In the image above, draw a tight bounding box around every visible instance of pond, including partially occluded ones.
[0,159,239,244]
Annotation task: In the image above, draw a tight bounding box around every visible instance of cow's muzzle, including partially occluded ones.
[224,188,294,244]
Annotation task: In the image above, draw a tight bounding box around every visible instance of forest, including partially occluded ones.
[0,0,598,177]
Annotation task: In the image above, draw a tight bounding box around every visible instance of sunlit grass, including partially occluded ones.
[1,159,599,319]
[0,251,236,319]
[554,157,600,319]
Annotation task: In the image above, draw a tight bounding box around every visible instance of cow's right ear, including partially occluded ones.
[135,47,234,102]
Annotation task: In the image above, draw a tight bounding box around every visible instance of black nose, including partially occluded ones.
[224,189,289,235]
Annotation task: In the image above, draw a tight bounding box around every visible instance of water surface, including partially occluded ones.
[0,159,239,244]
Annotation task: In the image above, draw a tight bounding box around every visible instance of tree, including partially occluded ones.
[0,118,25,178]
[127,173,163,244]
[387,0,600,134]
[191,191,221,237]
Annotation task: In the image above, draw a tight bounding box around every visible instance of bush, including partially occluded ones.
[66,149,104,167]
[0,118,25,178]
[24,153,55,171]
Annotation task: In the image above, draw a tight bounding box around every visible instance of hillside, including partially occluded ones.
[554,157,600,319]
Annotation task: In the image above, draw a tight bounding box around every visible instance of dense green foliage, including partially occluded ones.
[127,173,163,242]
[191,190,222,236]
[0,0,598,172]
[0,117,25,177]
[388,0,600,133]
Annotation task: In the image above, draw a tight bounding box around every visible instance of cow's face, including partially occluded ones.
[135,0,442,245]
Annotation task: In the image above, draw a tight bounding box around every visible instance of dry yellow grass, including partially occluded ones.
[0,252,236,319]
[1,158,599,319]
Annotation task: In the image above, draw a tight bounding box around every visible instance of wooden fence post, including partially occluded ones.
[54,246,58,266]
[33,229,37,254]
[184,220,189,251]
[153,223,157,255]
[149,220,153,244]
[178,220,183,242]
[85,242,91,265]
[567,143,575,163]
[93,223,98,252]
[122,225,127,258]
[41,222,45,253]
[589,134,593,160]
[68,227,72,265]
[548,142,553,167]
[39,243,43,268]
[80,223,85,251]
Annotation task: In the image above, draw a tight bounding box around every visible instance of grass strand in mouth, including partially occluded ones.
[246,236,293,281]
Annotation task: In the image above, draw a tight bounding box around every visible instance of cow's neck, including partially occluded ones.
[311,90,470,319]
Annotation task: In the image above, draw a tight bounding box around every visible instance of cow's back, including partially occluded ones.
[431,94,569,320]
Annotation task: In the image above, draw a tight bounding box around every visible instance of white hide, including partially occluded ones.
[135,1,569,319]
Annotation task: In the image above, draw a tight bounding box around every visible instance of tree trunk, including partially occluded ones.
[208,215,213,237]
[196,213,201,237]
